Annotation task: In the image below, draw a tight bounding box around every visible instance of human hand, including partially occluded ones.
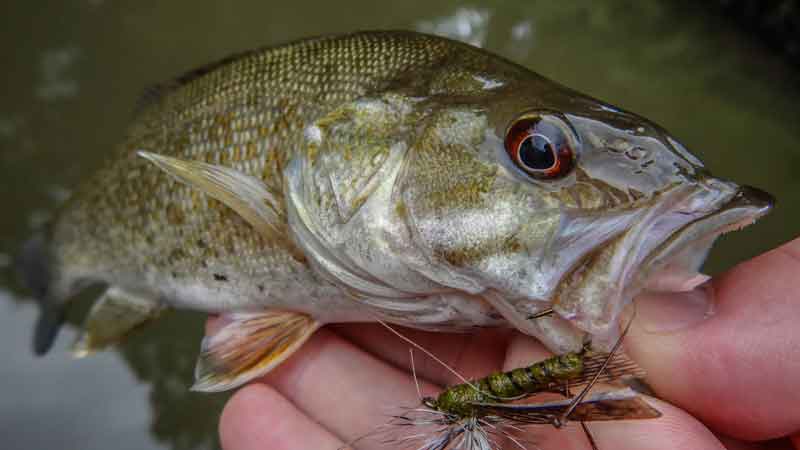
[217,237,800,450]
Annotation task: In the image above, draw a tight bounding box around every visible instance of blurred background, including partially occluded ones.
[1,1,798,449]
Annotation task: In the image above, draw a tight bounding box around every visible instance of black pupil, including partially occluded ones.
[518,135,556,170]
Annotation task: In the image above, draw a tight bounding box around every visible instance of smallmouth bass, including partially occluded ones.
[18,30,773,392]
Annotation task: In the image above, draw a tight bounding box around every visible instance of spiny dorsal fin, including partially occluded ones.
[135,47,266,114]
[134,32,358,113]
[135,81,179,114]
[192,311,320,392]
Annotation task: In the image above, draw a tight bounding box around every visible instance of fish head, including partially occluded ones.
[398,76,773,335]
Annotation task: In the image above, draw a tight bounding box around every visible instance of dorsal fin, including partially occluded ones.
[132,31,400,113]
[135,46,266,114]
[132,31,353,114]
[134,81,179,114]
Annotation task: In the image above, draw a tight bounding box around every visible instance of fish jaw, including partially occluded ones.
[552,179,774,335]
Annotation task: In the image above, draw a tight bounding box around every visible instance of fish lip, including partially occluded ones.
[721,184,775,213]
[554,181,774,334]
[641,183,774,267]
[624,182,774,300]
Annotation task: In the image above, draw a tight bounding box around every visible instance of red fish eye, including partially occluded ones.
[504,115,575,179]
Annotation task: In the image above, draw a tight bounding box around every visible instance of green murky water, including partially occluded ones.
[1,1,798,449]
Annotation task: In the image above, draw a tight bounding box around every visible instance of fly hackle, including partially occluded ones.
[381,410,531,450]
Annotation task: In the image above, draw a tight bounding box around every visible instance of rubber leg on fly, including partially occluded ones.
[557,314,635,427]
[581,422,599,450]
[526,308,554,320]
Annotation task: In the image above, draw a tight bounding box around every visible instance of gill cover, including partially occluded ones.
[284,94,443,298]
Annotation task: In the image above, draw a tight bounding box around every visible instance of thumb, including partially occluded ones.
[624,237,800,441]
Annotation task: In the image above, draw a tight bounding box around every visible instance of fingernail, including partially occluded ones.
[632,282,715,334]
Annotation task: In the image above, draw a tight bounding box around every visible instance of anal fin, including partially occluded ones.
[72,286,164,357]
[192,310,320,392]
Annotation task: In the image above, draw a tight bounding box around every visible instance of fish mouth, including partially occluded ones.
[553,180,774,334]
[637,184,774,284]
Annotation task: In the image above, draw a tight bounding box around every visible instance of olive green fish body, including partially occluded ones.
[23,30,772,391]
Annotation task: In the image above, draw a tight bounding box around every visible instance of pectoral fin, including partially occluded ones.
[137,151,284,238]
[72,286,164,357]
[192,310,320,392]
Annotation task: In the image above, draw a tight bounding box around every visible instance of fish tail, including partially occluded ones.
[16,233,65,355]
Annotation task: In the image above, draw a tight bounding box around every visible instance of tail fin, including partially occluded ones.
[33,306,66,355]
[17,234,65,355]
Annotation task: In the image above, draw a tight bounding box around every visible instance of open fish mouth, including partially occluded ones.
[553,180,774,334]
[637,184,774,288]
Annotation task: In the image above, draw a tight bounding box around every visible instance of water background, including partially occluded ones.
[1,1,798,449]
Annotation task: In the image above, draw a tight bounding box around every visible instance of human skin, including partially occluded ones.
[216,236,800,450]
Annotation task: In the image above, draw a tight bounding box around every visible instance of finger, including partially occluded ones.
[219,383,343,450]
[259,328,439,445]
[332,323,510,385]
[579,397,726,450]
[205,314,221,334]
[717,435,796,450]
[625,237,800,440]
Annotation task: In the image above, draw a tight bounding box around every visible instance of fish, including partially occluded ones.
[18,30,773,393]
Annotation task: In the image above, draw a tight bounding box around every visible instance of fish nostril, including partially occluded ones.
[624,146,647,161]
[701,177,737,193]
[700,179,775,211]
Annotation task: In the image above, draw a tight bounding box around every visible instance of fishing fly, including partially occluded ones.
[357,318,660,450]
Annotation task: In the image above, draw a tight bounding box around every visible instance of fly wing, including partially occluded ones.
[568,352,647,388]
[471,388,661,424]
[563,389,661,422]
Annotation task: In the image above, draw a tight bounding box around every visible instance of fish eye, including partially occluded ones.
[504,113,577,180]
